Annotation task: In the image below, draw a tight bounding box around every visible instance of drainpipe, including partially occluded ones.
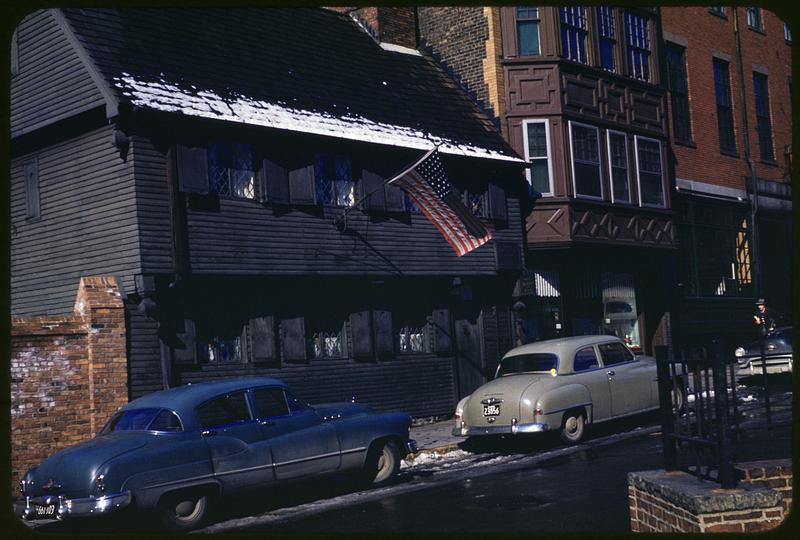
[733,7,762,301]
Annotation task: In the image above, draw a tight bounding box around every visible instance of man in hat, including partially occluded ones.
[753,298,777,334]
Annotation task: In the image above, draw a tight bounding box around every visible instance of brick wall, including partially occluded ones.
[661,7,792,189]
[10,276,128,494]
[628,468,787,533]
[737,459,793,514]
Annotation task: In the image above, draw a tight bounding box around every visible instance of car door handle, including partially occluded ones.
[259,420,275,427]
[606,370,615,377]
[201,429,217,437]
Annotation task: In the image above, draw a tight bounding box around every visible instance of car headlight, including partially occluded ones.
[734,347,745,358]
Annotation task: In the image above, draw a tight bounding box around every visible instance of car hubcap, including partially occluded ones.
[566,417,578,434]
[175,499,201,521]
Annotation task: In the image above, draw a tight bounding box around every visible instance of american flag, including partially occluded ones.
[388,148,492,257]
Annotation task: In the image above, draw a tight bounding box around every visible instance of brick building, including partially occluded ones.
[660,6,793,344]
[418,7,678,355]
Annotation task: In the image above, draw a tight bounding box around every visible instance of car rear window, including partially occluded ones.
[101,408,182,433]
[497,353,559,376]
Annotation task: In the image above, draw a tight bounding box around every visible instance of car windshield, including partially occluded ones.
[497,353,559,377]
[768,328,792,344]
[101,408,183,433]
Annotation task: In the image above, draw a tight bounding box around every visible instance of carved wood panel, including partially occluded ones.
[562,72,600,118]
[570,207,676,247]
[525,203,571,244]
[630,89,665,134]
[506,65,560,115]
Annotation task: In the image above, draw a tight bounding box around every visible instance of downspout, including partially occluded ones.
[733,7,762,300]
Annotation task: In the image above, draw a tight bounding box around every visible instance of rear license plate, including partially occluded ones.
[483,404,501,416]
[33,503,57,518]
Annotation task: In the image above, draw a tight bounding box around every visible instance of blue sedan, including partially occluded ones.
[19,377,416,530]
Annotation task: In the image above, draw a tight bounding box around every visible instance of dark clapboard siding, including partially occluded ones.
[186,196,522,276]
[10,125,141,316]
[11,10,106,137]
[126,300,166,400]
[178,354,456,417]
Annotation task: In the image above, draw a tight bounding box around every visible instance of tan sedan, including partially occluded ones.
[453,335,666,444]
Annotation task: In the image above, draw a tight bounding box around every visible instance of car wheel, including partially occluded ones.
[158,490,208,531]
[363,440,401,487]
[560,409,585,445]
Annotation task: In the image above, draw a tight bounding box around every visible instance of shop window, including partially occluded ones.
[624,11,651,82]
[601,272,640,349]
[209,141,256,199]
[597,6,616,72]
[713,58,736,153]
[516,7,541,56]
[569,122,602,199]
[635,136,665,207]
[315,153,354,207]
[665,43,692,144]
[560,7,588,64]
[607,131,630,203]
[753,72,774,161]
[523,119,553,196]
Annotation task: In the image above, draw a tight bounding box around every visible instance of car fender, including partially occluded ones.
[535,384,593,425]
[331,412,411,470]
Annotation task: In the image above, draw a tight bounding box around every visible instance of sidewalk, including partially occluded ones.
[408,419,462,456]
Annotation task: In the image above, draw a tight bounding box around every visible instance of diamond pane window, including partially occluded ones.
[523,119,552,196]
[753,72,774,160]
[560,7,588,64]
[314,153,355,207]
[464,191,488,218]
[635,136,664,207]
[395,309,429,354]
[209,141,256,199]
[307,316,345,359]
[570,122,602,199]
[597,6,616,72]
[516,7,541,56]
[398,326,426,353]
[624,11,651,81]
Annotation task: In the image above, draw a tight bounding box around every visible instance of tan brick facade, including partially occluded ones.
[10,276,128,494]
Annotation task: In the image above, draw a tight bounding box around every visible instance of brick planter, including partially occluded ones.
[628,469,785,532]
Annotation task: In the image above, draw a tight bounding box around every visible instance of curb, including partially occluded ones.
[404,442,463,463]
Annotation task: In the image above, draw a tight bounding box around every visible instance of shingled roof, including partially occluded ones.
[59,7,521,162]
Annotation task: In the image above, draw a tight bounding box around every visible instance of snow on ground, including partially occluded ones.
[113,74,523,163]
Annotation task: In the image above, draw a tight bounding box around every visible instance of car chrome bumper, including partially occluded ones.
[736,356,792,376]
[21,491,132,521]
[452,422,549,437]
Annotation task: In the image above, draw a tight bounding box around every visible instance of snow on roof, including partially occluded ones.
[115,74,523,163]
[379,42,423,56]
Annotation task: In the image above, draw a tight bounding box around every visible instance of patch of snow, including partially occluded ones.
[380,42,423,56]
[740,394,757,402]
[113,74,523,163]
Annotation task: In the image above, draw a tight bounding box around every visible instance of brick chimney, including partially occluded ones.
[330,6,418,49]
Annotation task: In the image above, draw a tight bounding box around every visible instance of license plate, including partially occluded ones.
[483,404,501,416]
[33,503,57,518]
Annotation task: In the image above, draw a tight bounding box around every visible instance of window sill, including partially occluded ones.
[708,10,727,20]
[719,148,740,158]
[759,158,779,167]
[673,139,696,149]
[748,26,766,36]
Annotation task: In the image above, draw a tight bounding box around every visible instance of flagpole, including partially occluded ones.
[333,144,440,231]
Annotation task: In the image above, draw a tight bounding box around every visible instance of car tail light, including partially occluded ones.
[533,404,543,418]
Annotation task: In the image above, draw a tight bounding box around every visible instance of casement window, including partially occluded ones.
[624,11,651,82]
[516,7,541,56]
[709,7,726,18]
[569,122,602,200]
[196,319,247,364]
[306,314,346,359]
[560,7,588,64]
[209,141,256,199]
[753,72,774,161]
[634,136,665,207]
[597,6,617,72]
[462,185,507,221]
[785,22,792,43]
[746,7,762,31]
[522,119,553,196]
[23,159,40,220]
[395,309,430,354]
[712,58,736,153]
[606,131,630,204]
[665,43,692,143]
[315,153,354,207]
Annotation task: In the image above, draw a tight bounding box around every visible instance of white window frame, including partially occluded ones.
[522,118,554,196]
[568,121,604,201]
[606,129,631,204]
[634,135,666,208]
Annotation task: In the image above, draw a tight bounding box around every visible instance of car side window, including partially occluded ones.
[252,387,290,418]
[598,342,635,365]
[148,409,183,432]
[196,391,251,429]
[284,390,310,412]
[573,346,599,372]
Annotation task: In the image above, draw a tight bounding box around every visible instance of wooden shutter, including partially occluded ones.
[385,183,406,212]
[176,144,210,194]
[282,317,307,361]
[173,319,197,364]
[488,183,507,221]
[249,316,276,363]
[263,159,290,204]
[373,310,394,358]
[432,308,453,354]
[350,310,374,358]
[23,160,40,219]
[361,170,385,211]
[288,163,316,205]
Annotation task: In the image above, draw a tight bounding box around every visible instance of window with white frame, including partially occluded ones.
[569,122,602,199]
[607,131,630,203]
[560,7,588,64]
[635,136,665,207]
[624,11,651,82]
[522,119,553,196]
[784,22,792,43]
